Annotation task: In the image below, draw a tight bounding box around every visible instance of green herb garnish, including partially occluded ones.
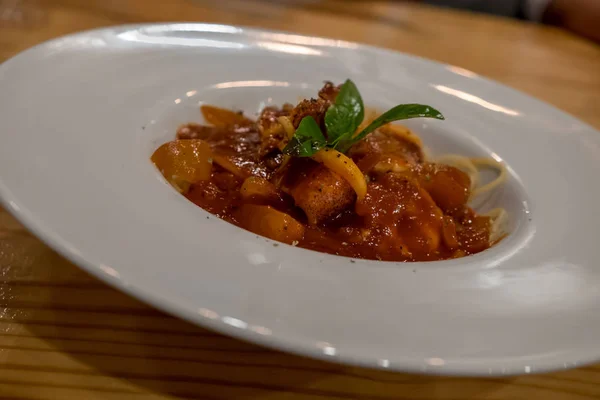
[282,79,444,157]
[282,116,326,157]
[324,79,364,147]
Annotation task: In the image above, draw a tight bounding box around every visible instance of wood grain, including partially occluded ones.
[1,0,600,398]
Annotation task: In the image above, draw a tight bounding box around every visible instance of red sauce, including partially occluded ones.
[155,104,493,262]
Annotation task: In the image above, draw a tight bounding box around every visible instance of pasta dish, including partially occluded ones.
[151,80,507,261]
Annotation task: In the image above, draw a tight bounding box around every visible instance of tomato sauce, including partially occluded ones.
[154,104,493,262]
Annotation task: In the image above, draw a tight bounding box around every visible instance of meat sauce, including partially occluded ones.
[166,103,492,262]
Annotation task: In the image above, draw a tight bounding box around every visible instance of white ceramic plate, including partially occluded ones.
[1,23,600,376]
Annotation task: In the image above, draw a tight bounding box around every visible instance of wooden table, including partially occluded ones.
[1,0,600,398]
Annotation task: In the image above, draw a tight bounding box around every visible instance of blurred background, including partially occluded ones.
[1,0,599,42]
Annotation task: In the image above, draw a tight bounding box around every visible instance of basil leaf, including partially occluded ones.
[282,116,327,157]
[324,79,364,144]
[337,104,444,152]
